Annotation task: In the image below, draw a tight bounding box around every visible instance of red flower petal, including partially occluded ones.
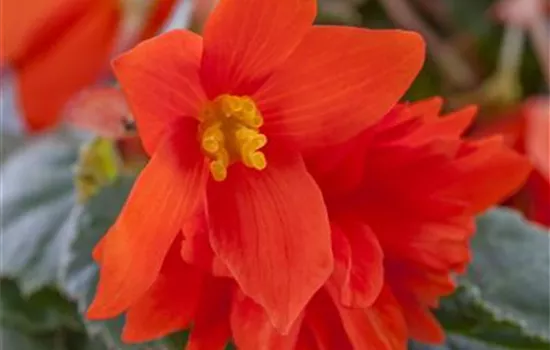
[305,130,372,202]
[394,291,445,344]
[527,171,550,226]
[180,215,232,277]
[295,327,320,350]
[408,105,477,143]
[186,278,233,350]
[207,150,333,333]
[326,282,407,349]
[255,26,425,150]
[231,291,303,350]
[113,30,205,154]
[446,137,532,213]
[305,290,353,350]
[122,239,204,343]
[18,0,119,131]
[331,218,384,308]
[386,262,457,308]
[363,201,473,272]
[407,96,444,121]
[436,105,477,135]
[200,0,317,97]
[181,214,215,269]
[87,125,207,319]
[366,285,409,349]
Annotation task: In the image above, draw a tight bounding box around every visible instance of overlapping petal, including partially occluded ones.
[112,30,205,154]
[445,138,532,213]
[394,291,445,344]
[255,26,425,150]
[87,125,207,319]
[231,292,303,350]
[406,105,477,143]
[304,290,353,350]
[207,149,333,332]
[186,278,233,350]
[200,0,317,97]
[331,219,384,308]
[180,215,232,277]
[325,282,406,350]
[122,240,204,343]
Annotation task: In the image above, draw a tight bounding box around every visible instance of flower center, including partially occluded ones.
[198,94,267,181]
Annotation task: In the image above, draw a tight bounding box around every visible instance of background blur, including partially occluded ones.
[1,0,549,349]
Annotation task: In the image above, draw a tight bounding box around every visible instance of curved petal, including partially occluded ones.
[436,105,477,135]
[186,278,233,350]
[87,123,208,319]
[122,239,204,343]
[394,291,445,344]
[231,291,303,350]
[407,96,444,121]
[367,285,408,349]
[445,137,532,213]
[112,30,206,154]
[207,149,333,333]
[18,0,119,131]
[255,26,425,150]
[408,105,477,143]
[331,218,384,308]
[200,0,317,97]
[325,282,407,350]
[180,214,232,277]
[305,290,353,350]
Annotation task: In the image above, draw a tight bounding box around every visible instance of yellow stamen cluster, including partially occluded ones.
[199,94,267,181]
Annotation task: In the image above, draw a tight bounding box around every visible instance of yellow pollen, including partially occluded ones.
[198,94,267,181]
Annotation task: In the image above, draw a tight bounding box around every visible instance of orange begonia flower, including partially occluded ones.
[0,0,177,132]
[87,0,425,333]
[93,98,530,349]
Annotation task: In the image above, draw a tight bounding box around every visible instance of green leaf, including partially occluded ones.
[0,327,60,350]
[469,209,549,340]
[0,132,26,163]
[0,325,106,350]
[435,208,550,349]
[437,286,547,349]
[0,133,79,294]
[410,335,505,350]
[59,178,183,349]
[0,279,82,334]
[65,332,109,350]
